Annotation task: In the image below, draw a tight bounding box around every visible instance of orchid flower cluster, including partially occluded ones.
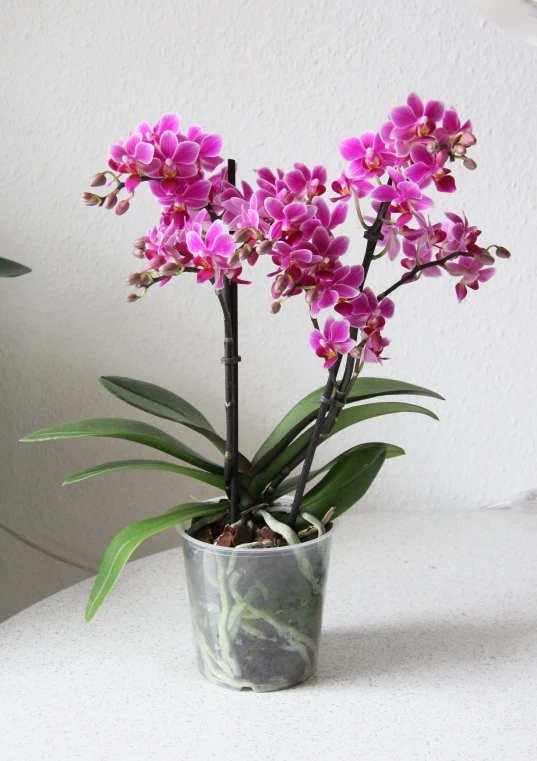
[83,94,509,370]
[23,95,510,624]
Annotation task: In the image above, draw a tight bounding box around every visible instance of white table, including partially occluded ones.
[2,511,537,761]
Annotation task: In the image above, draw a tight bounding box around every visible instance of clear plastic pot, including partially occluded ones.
[178,506,334,692]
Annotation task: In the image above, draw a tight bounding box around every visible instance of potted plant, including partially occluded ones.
[22,94,509,691]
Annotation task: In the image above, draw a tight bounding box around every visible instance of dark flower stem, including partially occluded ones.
[216,160,240,521]
[287,357,341,527]
[227,160,241,522]
[218,284,234,506]
[287,195,392,529]
[377,250,464,301]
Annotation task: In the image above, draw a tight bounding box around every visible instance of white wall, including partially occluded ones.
[1,0,535,620]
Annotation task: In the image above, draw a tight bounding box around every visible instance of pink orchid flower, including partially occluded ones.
[381,93,445,156]
[405,144,456,193]
[339,131,397,179]
[186,219,239,289]
[309,265,364,317]
[255,167,294,211]
[363,330,390,364]
[330,172,374,203]
[304,225,350,268]
[135,113,181,144]
[337,287,395,329]
[400,239,442,277]
[265,198,316,242]
[435,109,474,148]
[270,241,322,274]
[109,133,161,192]
[441,212,482,256]
[371,169,433,226]
[284,163,327,200]
[182,125,224,173]
[401,213,446,255]
[309,316,355,369]
[154,131,200,180]
[444,256,495,302]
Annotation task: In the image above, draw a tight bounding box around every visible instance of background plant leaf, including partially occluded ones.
[100,376,250,471]
[0,257,32,277]
[21,418,223,474]
[85,502,223,621]
[63,459,226,489]
[250,377,443,473]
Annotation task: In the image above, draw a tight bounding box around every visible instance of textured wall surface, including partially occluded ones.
[1,0,535,620]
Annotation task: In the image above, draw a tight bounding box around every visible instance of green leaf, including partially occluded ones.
[251,377,443,474]
[299,443,387,520]
[272,442,404,499]
[100,376,250,472]
[85,502,223,621]
[0,257,32,277]
[21,418,223,474]
[251,401,436,493]
[63,459,226,490]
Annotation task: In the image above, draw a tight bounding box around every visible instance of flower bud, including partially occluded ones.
[269,302,281,314]
[495,246,511,259]
[304,287,319,305]
[463,157,477,171]
[159,262,180,276]
[82,192,100,207]
[238,246,251,261]
[349,346,361,359]
[139,272,152,286]
[475,252,495,266]
[116,199,130,216]
[103,193,118,210]
[233,228,251,244]
[228,250,241,266]
[453,144,466,156]
[147,254,165,269]
[273,275,287,295]
[89,172,107,187]
[426,140,441,154]
[125,272,142,286]
[256,240,273,256]
[459,132,476,148]
[133,237,146,250]
[125,293,139,303]
[131,247,145,259]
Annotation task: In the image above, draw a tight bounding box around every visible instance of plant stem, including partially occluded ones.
[376,249,464,301]
[287,192,392,528]
[217,284,234,504]
[360,192,392,288]
[288,358,341,528]
[227,159,240,523]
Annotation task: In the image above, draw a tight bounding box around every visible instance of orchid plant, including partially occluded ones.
[23,94,509,622]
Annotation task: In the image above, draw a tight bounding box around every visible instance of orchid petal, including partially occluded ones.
[339,137,363,161]
[160,130,178,158]
[407,92,424,116]
[390,105,417,128]
[134,142,154,164]
[175,140,200,164]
